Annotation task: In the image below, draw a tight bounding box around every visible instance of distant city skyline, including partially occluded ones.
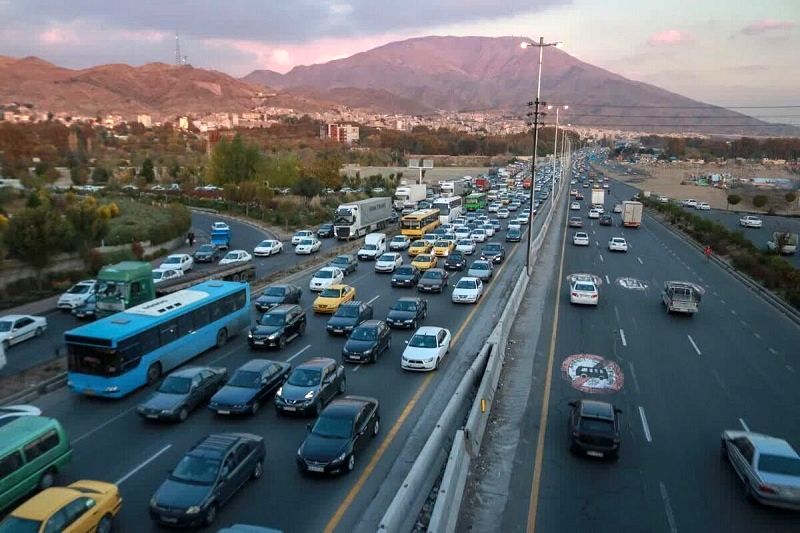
[0,0,797,116]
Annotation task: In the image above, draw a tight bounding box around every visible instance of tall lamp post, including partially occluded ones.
[521,37,562,275]
[548,105,568,207]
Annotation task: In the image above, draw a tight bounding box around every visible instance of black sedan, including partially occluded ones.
[254,284,302,312]
[297,396,380,475]
[149,432,265,527]
[568,399,621,459]
[72,293,97,320]
[342,320,391,364]
[326,301,373,335]
[274,357,346,416]
[209,359,291,415]
[417,268,449,293]
[444,251,467,271]
[328,254,358,276]
[480,243,506,264]
[317,223,335,238]
[193,243,221,263]
[599,214,613,226]
[391,265,421,288]
[138,366,228,422]
[386,297,427,329]
[248,304,306,349]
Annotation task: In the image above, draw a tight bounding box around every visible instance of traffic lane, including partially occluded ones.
[0,310,76,377]
[42,233,525,533]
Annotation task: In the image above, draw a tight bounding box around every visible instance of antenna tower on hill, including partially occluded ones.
[174,33,182,66]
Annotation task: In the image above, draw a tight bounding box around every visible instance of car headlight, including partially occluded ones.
[425,357,435,363]
[268,333,279,340]
[305,390,315,400]
[186,505,202,515]
[248,331,253,338]
[276,387,283,396]
[363,347,374,354]
[161,409,173,415]
[333,452,347,463]
[150,497,157,507]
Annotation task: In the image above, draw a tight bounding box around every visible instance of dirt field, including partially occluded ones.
[599,161,800,214]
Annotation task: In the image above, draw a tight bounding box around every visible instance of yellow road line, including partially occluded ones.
[323,235,523,533]
[526,204,569,533]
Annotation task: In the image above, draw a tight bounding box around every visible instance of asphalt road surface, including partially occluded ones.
[462,173,800,532]
[17,195,547,532]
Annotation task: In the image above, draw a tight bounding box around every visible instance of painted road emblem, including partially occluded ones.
[617,277,647,290]
[561,354,624,394]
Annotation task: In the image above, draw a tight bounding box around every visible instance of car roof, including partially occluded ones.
[323,396,377,418]
[356,319,383,329]
[297,357,335,369]
[579,400,615,420]
[0,314,32,321]
[168,366,208,378]
[326,284,348,290]
[396,296,422,303]
[317,266,339,272]
[459,276,480,282]
[748,433,798,456]
[339,300,362,308]
[189,432,261,460]
[238,359,276,372]
[10,486,83,519]
[414,326,445,336]
[264,304,298,314]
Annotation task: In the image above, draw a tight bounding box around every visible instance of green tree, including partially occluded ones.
[292,176,324,198]
[726,194,741,210]
[752,195,768,209]
[784,191,797,212]
[263,154,301,188]
[91,166,110,184]
[5,205,73,287]
[140,157,155,184]
[65,197,110,256]
[207,135,265,185]
[308,152,343,189]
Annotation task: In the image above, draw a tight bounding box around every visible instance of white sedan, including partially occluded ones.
[309,267,344,291]
[470,229,487,243]
[291,230,315,245]
[295,238,322,255]
[588,209,600,219]
[375,252,404,273]
[219,249,253,265]
[573,232,590,246]
[515,213,530,225]
[497,209,510,219]
[389,235,411,251]
[211,221,229,232]
[570,202,581,211]
[454,228,471,240]
[152,268,184,285]
[570,277,599,306]
[456,239,476,255]
[451,277,484,304]
[739,215,763,228]
[481,224,495,237]
[696,202,711,210]
[401,326,452,372]
[158,253,193,273]
[608,237,629,252]
[253,239,283,256]
[0,315,48,349]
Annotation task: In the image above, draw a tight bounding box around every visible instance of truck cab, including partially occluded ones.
[95,261,155,318]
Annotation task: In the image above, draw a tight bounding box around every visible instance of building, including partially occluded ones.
[137,114,152,128]
[323,123,360,144]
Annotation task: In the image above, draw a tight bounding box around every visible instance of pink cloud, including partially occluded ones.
[39,27,80,45]
[741,19,795,35]
[647,29,692,46]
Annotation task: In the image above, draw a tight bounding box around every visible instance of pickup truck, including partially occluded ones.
[662,281,703,315]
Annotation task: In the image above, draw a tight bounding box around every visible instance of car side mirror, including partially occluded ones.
[404,340,409,344]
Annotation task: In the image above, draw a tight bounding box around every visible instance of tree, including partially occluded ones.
[726,194,741,210]
[785,191,797,212]
[308,152,343,189]
[91,166,110,184]
[207,135,265,185]
[140,157,155,184]
[292,176,324,198]
[752,195,768,209]
[4,205,73,287]
[65,197,110,257]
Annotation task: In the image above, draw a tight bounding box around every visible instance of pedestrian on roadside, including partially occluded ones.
[188,231,195,247]
[703,245,712,261]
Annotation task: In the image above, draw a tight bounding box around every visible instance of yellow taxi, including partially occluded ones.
[313,284,356,313]
[432,240,454,257]
[0,480,122,533]
[411,254,438,271]
[408,240,432,257]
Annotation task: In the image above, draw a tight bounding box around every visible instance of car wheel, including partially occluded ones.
[95,514,113,533]
[146,363,162,385]
[346,453,356,473]
[215,328,228,348]
[373,418,380,437]
[204,504,217,526]
[178,407,188,422]
[251,400,260,415]
[411,320,417,330]
[38,469,56,490]
[278,335,286,349]
[434,357,440,370]
[339,378,347,394]
[314,400,322,416]
[35,327,43,337]
[386,338,391,351]
[252,459,263,479]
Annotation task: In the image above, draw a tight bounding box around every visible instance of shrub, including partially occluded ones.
[131,241,145,260]
[752,195,768,209]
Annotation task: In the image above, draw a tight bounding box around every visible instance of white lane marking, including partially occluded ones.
[287,344,312,363]
[115,444,172,485]
[619,329,627,347]
[614,305,620,322]
[366,295,381,305]
[73,406,138,445]
[730,309,737,316]
[605,274,610,285]
[592,230,596,235]
[209,344,244,365]
[659,482,679,533]
[720,299,726,304]
[713,291,718,296]
[739,320,747,327]
[627,361,641,395]
[787,365,796,373]
[637,257,644,265]
[352,365,361,373]
[595,241,600,247]
[711,368,729,397]
[739,418,750,432]
[687,335,702,356]
[753,332,761,340]
[599,254,604,263]
[638,406,652,443]
[768,347,778,355]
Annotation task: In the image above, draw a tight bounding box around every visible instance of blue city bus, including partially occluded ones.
[65,280,250,398]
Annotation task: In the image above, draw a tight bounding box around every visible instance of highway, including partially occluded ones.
[0,210,347,377]
[19,192,547,532]
[461,168,800,532]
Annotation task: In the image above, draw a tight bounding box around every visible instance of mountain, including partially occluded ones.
[244,36,798,135]
[0,56,262,118]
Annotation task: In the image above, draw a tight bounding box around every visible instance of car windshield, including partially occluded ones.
[456,280,477,289]
[578,418,614,435]
[472,263,489,271]
[320,288,343,298]
[152,272,164,280]
[378,254,395,262]
[392,237,405,242]
[228,370,262,388]
[575,283,596,292]
[409,334,438,348]
[485,244,501,251]
[223,253,237,260]
[434,241,449,247]
[67,284,91,294]
[171,455,220,485]
[416,256,432,262]
[350,327,377,341]
[335,306,359,318]
[287,368,321,387]
[423,271,442,279]
[411,241,425,248]
[332,256,349,265]
[0,517,41,533]
[198,245,214,253]
[157,376,191,394]
[316,270,334,279]
[264,287,285,297]
[757,454,800,476]
[259,313,285,326]
[300,239,314,246]
[458,240,472,246]
[395,267,414,275]
[509,230,520,235]
[259,240,274,247]
[393,300,417,312]
[312,415,353,439]
[363,244,377,250]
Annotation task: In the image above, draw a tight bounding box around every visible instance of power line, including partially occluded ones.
[562,114,800,119]
[547,103,800,109]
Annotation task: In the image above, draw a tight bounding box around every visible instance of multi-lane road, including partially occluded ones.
[14,190,551,532]
[462,172,800,532]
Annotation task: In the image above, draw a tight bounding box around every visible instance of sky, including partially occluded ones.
[0,0,798,118]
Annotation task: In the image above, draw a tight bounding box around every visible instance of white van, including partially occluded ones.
[358,233,387,261]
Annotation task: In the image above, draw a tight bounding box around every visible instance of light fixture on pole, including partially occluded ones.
[520,37,563,275]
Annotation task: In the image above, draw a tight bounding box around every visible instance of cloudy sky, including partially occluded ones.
[0,0,797,114]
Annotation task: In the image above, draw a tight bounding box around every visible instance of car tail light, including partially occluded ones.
[571,292,578,297]
[591,294,597,299]
[613,437,620,443]
[758,484,777,494]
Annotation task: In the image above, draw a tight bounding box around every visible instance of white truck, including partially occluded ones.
[334,197,394,240]
[358,233,387,261]
[591,187,605,207]
[440,179,468,197]
[622,201,643,228]
[393,183,427,210]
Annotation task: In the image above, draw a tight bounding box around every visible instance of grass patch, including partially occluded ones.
[106,198,191,245]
